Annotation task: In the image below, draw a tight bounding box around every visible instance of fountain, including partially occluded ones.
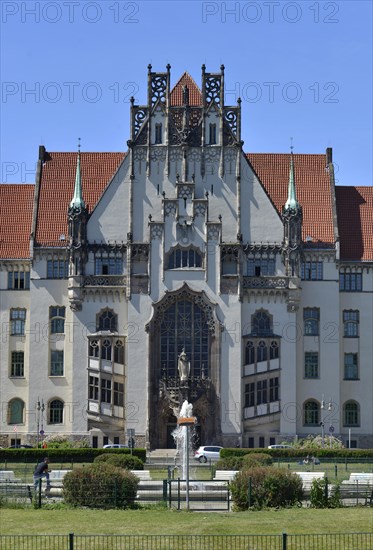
[173,400,196,509]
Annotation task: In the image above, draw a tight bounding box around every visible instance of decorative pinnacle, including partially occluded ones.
[284,139,299,211]
[69,139,86,209]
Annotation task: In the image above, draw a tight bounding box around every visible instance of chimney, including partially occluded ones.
[326,147,333,165]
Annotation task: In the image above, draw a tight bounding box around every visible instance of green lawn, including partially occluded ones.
[1,508,372,535]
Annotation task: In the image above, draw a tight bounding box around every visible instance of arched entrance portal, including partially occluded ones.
[146,284,222,449]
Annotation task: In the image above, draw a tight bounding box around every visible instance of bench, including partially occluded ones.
[49,470,72,482]
[347,473,373,485]
[131,470,151,480]
[0,471,20,482]
[213,470,238,481]
[295,471,325,492]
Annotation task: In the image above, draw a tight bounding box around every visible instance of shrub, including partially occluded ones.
[230,467,303,510]
[63,463,139,509]
[94,453,144,470]
[310,478,342,508]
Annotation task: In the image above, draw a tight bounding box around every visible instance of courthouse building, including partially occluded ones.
[1,66,372,449]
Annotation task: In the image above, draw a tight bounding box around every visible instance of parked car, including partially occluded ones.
[267,444,293,449]
[103,444,128,449]
[194,445,223,463]
[8,444,33,449]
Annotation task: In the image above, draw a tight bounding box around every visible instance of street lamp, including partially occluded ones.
[320,396,332,448]
[36,399,45,448]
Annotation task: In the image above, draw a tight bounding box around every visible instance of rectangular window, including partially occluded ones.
[209,123,216,145]
[244,382,255,407]
[155,123,162,144]
[114,382,124,406]
[301,261,323,280]
[89,376,99,400]
[247,258,276,277]
[344,353,358,380]
[10,309,26,335]
[101,379,111,403]
[257,380,267,405]
[50,350,64,376]
[269,377,279,401]
[11,351,24,377]
[47,260,69,279]
[305,352,319,378]
[303,308,319,336]
[343,310,359,337]
[339,272,362,292]
[248,437,254,448]
[95,257,123,275]
[8,271,30,290]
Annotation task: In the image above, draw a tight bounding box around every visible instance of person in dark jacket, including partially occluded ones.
[33,457,51,489]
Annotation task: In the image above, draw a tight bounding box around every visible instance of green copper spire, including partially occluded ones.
[284,147,299,211]
[70,141,85,209]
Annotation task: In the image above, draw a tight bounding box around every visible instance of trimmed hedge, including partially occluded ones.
[0,448,146,463]
[216,453,273,471]
[63,463,139,509]
[94,453,144,470]
[220,448,373,460]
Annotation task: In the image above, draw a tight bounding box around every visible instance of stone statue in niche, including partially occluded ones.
[178,348,190,382]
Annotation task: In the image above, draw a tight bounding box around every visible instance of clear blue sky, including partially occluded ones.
[1,0,372,186]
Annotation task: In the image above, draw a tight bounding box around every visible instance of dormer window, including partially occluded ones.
[155,123,162,144]
[209,123,216,145]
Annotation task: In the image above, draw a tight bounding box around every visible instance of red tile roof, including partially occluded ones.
[35,152,125,247]
[336,186,373,261]
[247,153,336,245]
[170,72,202,106]
[0,184,34,259]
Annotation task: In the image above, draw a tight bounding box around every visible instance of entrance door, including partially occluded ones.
[167,424,177,448]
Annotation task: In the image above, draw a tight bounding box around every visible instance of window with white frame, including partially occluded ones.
[114,381,124,406]
[8,271,30,290]
[305,352,319,378]
[49,399,64,424]
[10,351,24,377]
[343,401,360,426]
[339,272,362,292]
[95,255,123,275]
[89,376,99,400]
[101,379,111,403]
[303,400,319,425]
[343,310,359,337]
[10,309,26,335]
[344,353,358,380]
[247,257,276,277]
[50,350,64,376]
[303,308,319,336]
[244,376,279,408]
[50,306,65,334]
[301,261,323,280]
[47,259,69,279]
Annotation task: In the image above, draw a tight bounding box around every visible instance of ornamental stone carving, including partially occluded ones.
[133,147,147,161]
[150,147,167,162]
[150,223,163,240]
[207,224,220,241]
[164,201,177,217]
[194,201,207,218]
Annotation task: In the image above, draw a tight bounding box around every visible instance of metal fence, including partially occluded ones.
[0,533,372,550]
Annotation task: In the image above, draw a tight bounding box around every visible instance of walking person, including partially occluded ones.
[33,457,51,490]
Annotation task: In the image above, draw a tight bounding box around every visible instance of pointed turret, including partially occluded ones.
[284,153,300,212]
[69,151,86,209]
[68,143,89,310]
[282,146,303,280]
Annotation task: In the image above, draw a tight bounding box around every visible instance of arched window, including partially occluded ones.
[49,399,64,424]
[252,311,272,336]
[245,341,255,365]
[89,339,99,358]
[344,401,360,427]
[101,339,112,361]
[114,340,124,364]
[97,309,117,332]
[257,340,267,363]
[270,341,279,360]
[160,299,209,378]
[8,398,24,424]
[167,247,202,269]
[304,400,319,426]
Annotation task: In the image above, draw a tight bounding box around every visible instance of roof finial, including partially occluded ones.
[290,136,294,154]
[69,138,85,209]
